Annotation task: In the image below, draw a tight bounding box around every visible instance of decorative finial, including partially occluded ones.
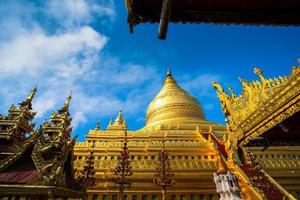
[95,120,100,130]
[209,125,213,133]
[27,84,38,102]
[164,68,177,85]
[166,68,172,77]
[238,77,248,86]
[228,87,236,98]
[254,67,262,76]
[123,118,127,126]
[59,92,72,113]
[65,91,72,108]
[216,148,228,175]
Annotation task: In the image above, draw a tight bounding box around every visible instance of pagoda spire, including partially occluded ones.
[164,68,177,85]
[95,120,100,130]
[59,92,72,114]
[26,84,38,102]
[19,85,38,108]
[166,68,171,77]
[114,108,124,125]
[123,118,127,126]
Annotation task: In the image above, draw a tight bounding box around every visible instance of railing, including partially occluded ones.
[261,169,297,200]
[233,164,265,200]
[239,163,296,200]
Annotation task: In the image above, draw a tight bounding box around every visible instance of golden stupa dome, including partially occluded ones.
[145,69,205,127]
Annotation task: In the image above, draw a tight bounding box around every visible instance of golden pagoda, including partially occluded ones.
[74,69,229,200]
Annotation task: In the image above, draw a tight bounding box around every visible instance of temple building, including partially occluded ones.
[0,88,93,199]
[74,63,300,200]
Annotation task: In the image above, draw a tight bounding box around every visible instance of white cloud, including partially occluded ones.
[203,103,214,110]
[180,74,221,97]
[0,26,107,76]
[46,0,115,27]
[0,0,162,133]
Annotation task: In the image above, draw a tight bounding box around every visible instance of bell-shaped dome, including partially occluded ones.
[146,69,205,126]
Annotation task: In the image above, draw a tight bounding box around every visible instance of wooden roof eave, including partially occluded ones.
[0,185,85,197]
[126,0,300,39]
[125,0,135,33]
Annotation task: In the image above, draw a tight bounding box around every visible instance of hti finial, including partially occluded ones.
[95,120,100,130]
[166,68,172,77]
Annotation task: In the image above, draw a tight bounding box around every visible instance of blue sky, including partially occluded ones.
[0,0,299,141]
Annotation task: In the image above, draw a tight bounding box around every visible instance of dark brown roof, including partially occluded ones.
[126,0,300,39]
[0,170,40,184]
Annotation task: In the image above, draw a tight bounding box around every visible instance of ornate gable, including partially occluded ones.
[213,62,300,146]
